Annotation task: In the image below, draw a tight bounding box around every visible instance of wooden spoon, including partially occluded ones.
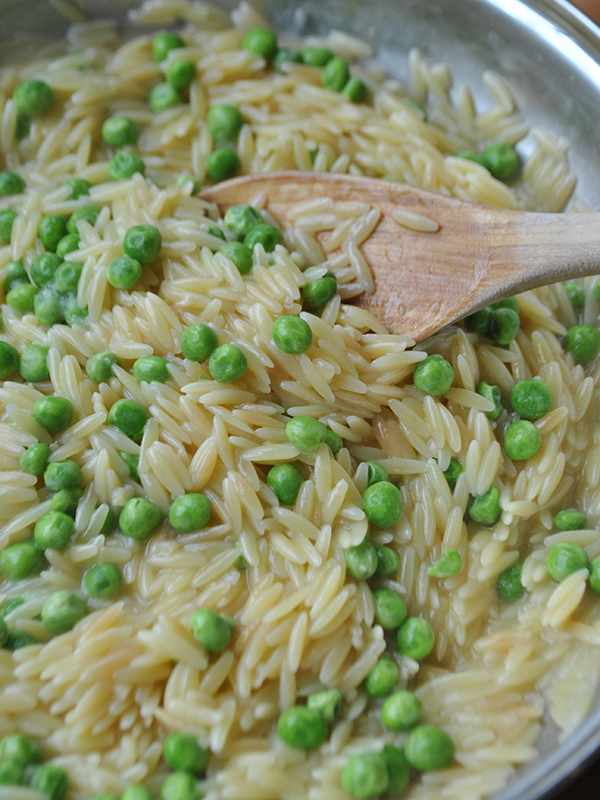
[201,171,600,342]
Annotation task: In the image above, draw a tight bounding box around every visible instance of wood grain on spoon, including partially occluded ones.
[201,172,600,342]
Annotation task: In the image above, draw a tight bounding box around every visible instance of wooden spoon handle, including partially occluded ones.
[201,172,600,341]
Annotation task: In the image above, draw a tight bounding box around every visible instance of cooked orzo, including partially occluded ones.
[0,1,598,799]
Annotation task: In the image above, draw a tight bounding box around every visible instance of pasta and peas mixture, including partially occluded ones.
[0,2,599,799]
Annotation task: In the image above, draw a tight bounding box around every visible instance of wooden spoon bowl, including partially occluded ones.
[202,172,600,342]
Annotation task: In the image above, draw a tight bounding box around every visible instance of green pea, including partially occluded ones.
[33,396,73,431]
[382,745,410,795]
[42,591,86,634]
[324,429,343,454]
[34,510,75,550]
[474,382,502,421]
[102,115,141,147]
[99,508,117,536]
[277,706,328,751]
[0,541,44,581]
[243,222,284,254]
[163,732,208,774]
[120,452,140,482]
[511,378,552,420]
[123,224,162,265]
[206,147,240,182]
[306,688,342,723]
[208,343,247,383]
[301,46,334,66]
[44,460,82,491]
[554,508,587,531]
[588,556,600,595]
[396,617,435,660]
[168,493,211,533]
[13,79,53,117]
[219,241,253,274]
[0,171,25,196]
[469,486,501,526]
[223,204,262,238]
[86,351,120,383]
[105,254,141,290]
[441,458,463,492]
[489,307,520,346]
[176,173,201,194]
[496,560,525,602]
[3,259,28,292]
[0,733,42,766]
[0,758,25,785]
[363,481,403,528]
[0,341,18,379]
[65,177,91,200]
[465,306,492,335]
[148,81,183,114]
[322,56,350,92]
[15,113,31,140]
[204,222,226,245]
[427,548,462,578]
[0,620,7,648]
[364,657,399,698]
[50,488,83,515]
[122,788,154,800]
[108,151,146,181]
[180,324,218,362]
[161,771,202,800]
[285,415,328,452]
[266,463,303,505]
[273,48,302,72]
[18,343,49,383]
[133,355,170,384]
[456,150,485,165]
[341,752,389,800]
[92,795,120,800]
[564,324,600,363]
[373,587,407,630]
[20,442,51,476]
[30,764,69,800]
[165,57,196,91]
[404,724,455,772]
[54,260,83,294]
[272,315,313,354]
[374,545,400,578]
[34,287,64,326]
[55,233,80,257]
[381,690,422,731]
[62,294,88,327]
[0,210,17,244]
[504,419,541,461]
[342,76,367,103]
[546,542,589,582]
[0,597,26,618]
[38,214,68,251]
[242,26,278,58]
[119,497,162,541]
[83,563,122,599]
[67,204,100,235]
[302,269,337,311]
[108,398,147,440]
[366,461,388,486]
[345,539,378,581]
[413,354,454,396]
[152,31,185,62]
[491,297,519,313]
[207,104,244,143]
[7,283,37,313]
[564,281,585,311]
[481,142,519,182]
[191,608,236,652]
